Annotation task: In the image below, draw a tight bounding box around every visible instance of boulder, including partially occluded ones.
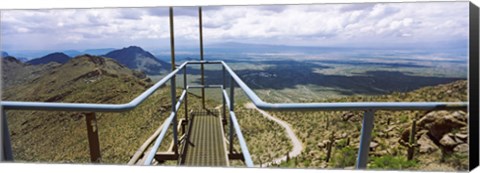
[342,112,355,121]
[399,111,468,154]
[451,111,468,122]
[370,141,379,150]
[417,134,438,154]
[454,144,468,153]
[439,135,457,147]
[455,133,468,142]
[418,111,467,142]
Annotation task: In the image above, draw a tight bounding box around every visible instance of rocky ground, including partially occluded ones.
[268,80,468,171]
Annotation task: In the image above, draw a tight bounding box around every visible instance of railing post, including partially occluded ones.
[169,6,179,157]
[1,109,14,161]
[184,66,188,121]
[355,110,375,169]
[84,112,101,163]
[171,76,179,156]
[229,76,235,154]
[222,66,226,124]
[198,7,206,109]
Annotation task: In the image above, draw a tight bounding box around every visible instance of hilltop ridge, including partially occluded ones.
[27,52,71,65]
[3,55,151,103]
[103,46,170,75]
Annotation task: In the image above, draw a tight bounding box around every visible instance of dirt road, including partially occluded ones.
[244,102,303,167]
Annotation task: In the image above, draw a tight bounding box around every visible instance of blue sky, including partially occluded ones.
[0,2,469,52]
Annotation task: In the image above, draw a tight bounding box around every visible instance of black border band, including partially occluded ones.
[469,2,479,171]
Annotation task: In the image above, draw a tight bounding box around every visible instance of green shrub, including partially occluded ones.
[303,159,311,167]
[336,139,348,148]
[444,153,468,170]
[369,155,418,170]
[331,146,356,168]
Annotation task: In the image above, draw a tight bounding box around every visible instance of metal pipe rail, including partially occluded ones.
[1,62,189,112]
[1,62,190,163]
[222,90,254,167]
[218,61,467,169]
[0,60,254,167]
[1,60,468,169]
[220,61,467,111]
[142,90,186,165]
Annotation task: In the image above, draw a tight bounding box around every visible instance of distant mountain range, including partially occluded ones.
[27,52,71,65]
[13,46,170,75]
[103,46,170,75]
[63,48,116,57]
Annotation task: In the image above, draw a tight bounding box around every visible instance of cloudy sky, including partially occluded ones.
[0,2,469,52]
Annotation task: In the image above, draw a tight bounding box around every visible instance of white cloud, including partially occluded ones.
[0,2,469,51]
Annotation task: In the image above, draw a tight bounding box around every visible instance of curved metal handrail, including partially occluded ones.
[220,61,468,111]
[3,60,466,111]
[1,62,188,112]
[1,60,469,169]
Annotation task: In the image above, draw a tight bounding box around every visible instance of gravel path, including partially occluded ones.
[244,102,303,167]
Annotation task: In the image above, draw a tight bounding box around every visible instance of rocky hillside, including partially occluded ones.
[3,55,151,102]
[2,54,294,166]
[2,55,179,163]
[2,56,61,89]
[103,46,170,75]
[269,80,468,171]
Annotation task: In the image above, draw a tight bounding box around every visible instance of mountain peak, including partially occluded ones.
[126,45,143,50]
[27,52,71,65]
[103,46,170,75]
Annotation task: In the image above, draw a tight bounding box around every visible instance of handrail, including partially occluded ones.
[1,62,188,112]
[222,90,254,167]
[7,60,465,112]
[1,60,469,169]
[219,60,467,169]
[143,90,186,165]
[220,61,468,111]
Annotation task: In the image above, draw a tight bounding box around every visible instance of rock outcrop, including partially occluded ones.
[399,110,468,155]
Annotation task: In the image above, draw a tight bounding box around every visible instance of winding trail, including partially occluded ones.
[244,102,303,167]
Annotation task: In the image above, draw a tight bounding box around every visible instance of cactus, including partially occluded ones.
[286,152,290,162]
[407,114,418,160]
[325,131,335,162]
[326,115,330,129]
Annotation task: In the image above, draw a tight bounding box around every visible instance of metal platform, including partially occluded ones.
[181,109,228,166]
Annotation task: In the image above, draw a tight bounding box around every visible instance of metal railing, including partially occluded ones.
[220,61,467,168]
[1,60,468,169]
